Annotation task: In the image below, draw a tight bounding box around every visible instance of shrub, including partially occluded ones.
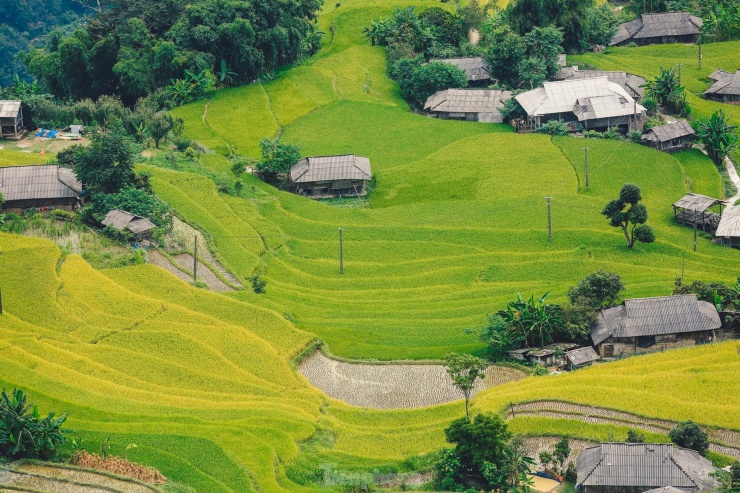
[582,130,603,139]
[627,130,642,143]
[567,270,624,309]
[602,126,622,140]
[250,274,267,294]
[626,429,646,443]
[670,420,709,456]
[564,461,577,482]
[642,97,658,116]
[537,120,570,136]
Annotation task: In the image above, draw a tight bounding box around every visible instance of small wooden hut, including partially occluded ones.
[716,205,740,247]
[672,193,723,232]
[424,89,511,123]
[641,120,696,152]
[102,209,157,240]
[429,57,491,85]
[610,12,702,46]
[563,347,600,370]
[0,101,24,139]
[0,165,81,212]
[289,155,372,198]
[704,69,740,104]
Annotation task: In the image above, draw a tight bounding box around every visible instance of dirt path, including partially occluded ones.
[172,253,232,292]
[146,250,193,283]
[170,218,242,288]
[724,155,740,204]
[298,351,527,409]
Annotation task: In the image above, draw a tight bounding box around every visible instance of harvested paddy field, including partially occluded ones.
[10,463,161,493]
[298,351,526,408]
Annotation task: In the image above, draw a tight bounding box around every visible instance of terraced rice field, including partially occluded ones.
[298,351,526,408]
[7,463,161,493]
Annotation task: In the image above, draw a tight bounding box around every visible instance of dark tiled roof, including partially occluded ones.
[564,347,600,366]
[0,165,81,202]
[101,209,156,234]
[0,100,22,119]
[610,12,702,45]
[672,192,720,212]
[704,70,740,96]
[591,295,721,345]
[429,57,491,82]
[643,120,696,143]
[577,443,718,492]
[290,155,371,184]
[425,88,511,114]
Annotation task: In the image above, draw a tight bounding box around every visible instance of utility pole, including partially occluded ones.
[677,63,683,84]
[193,235,199,281]
[583,147,590,190]
[698,41,702,70]
[545,197,553,241]
[339,228,344,275]
[693,214,698,252]
[0,288,3,315]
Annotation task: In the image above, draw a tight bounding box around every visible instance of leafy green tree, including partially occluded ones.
[539,450,554,469]
[419,7,466,46]
[500,91,527,126]
[0,388,70,461]
[405,62,468,107]
[146,113,175,149]
[670,420,709,456]
[730,462,740,487]
[257,137,301,184]
[443,353,487,417]
[626,429,646,443]
[506,0,589,53]
[483,27,525,87]
[523,26,564,80]
[584,5,620,47]
[71,131,136,194]
[440,413,512,491]
[81,187,171,229]
[567,269,625,309]
[553,437,571,472]
[561,303,597,343]
[503,436,536,490]
[496,293,566,347]
[601,184,655,249]
[696,110,738,167]
[644,67,687,115]
[518,57,548,89]
[478,314,524,359]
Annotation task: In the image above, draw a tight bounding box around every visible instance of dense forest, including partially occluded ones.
[0,0,84,86]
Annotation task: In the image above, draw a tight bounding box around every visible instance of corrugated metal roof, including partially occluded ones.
[0,100,22,119]
[424,88,511,115]
[610,12,702,45]
[591,295,721,345]
[555,69,646,99]
[290,155,371,184]
[644,120,696,143]
[516,77,645,119]
[0,165,81,202]
[704,70,740,96]
[708,69,732,81]
[574,95,641,120]
[716,205,740,237]
[644,487,695,493]
[672,193,719,211]
[577,443,717,492]
[565,347,600,366]
[429,57,491,82]
[101,209,156,234]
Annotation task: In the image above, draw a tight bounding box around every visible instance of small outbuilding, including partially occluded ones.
[424,89,511,123]
[289,154,372,198]
[642,120,696,152]
[577,443,718,493]
[672,193,723,232]
[610,12,703,46]
[0,100,24,139]
[591,295,721,358]
[704,69,740,104]
[715,205,740,247]
[525,343,579,366]
[507,348,531,361]
[101,210,157,240]
[429,57,491,84]
[563,347,600,370]
[0,165,81,212]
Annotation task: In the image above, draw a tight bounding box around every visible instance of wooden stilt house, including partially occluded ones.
[0,101,24,139]
[672,193,723,232]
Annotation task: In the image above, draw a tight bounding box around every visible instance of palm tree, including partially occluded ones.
[696,110,738,166]
[497,293,565,347]
[643,67,686,115]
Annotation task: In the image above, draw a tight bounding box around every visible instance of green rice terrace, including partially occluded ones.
[1,0,740,492]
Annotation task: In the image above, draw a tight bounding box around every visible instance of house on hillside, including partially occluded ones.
[289,154,372,198]
[704,69,740,103]
[672,193,723,232]
[0,100,24,139]
[715,205,740,247]
[564,347,600,370]
[515,77,646,132]
[610,12,703,46]
[429,57,491,84]
[554,68,646,101]
[641,120,696,152]
[424,88,511,123]
[591,295,721,358]
[525,343,579,366]
[0,165,81,212]
[576,443,718,493]
[101,210,157,240]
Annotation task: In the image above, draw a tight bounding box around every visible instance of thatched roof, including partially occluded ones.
[0,165,81,202]
[643,120,696,143]
[672,193,720,212]
[0,100,22,119]
[564,347,599,366]
[591,295,721,345]
[101,210,156,234]
[290,155,371,184]
[429,57,491,82]
[704,70,740,97]
[577,443,718,492]
[716,205,740,238]
[610,12,702,46]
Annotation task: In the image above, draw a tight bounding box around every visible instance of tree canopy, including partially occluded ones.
[696,110,738,167]
[669,420,709,456]
[443,353,487,417]
[65,131,136,195]
[602,184,655,249]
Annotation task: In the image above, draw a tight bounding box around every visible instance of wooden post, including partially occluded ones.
[0,288,3,315]
[693,213,698,252]
[545,197,553,242]
[583,147,589,190]
[193,235,198,281]
[339,228,344,275]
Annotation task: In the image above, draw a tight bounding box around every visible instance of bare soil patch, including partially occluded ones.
[172,253,232,292]
[298,351,526,409]
[147,250,193,283]
[16,463,160,493]
[170,218,242,287]
[3,470,119,493]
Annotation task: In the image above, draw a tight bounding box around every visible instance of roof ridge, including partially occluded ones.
[669,454,700,491]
